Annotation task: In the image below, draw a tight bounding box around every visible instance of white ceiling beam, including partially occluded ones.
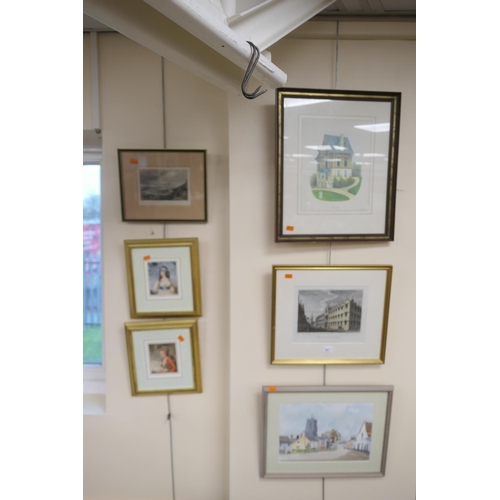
[144,0,287,89]
[190,0,227,21]
[226,0,337,50]
[83,0,285,95]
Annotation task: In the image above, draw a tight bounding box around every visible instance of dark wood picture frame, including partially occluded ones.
[118,149,207,223]
[276,88,401,242]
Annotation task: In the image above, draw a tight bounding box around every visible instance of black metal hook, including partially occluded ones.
[241,41,267,100]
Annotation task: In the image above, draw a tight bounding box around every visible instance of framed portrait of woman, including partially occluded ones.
[124,238,202,318]
[124,319,202,396]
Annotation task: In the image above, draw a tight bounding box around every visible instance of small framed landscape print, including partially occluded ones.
[125,319,202,396]
[124,238,202,318]
[118,149,207,222]
[276,88,401,241]
[271,266,392,365]
[262,385,393,478]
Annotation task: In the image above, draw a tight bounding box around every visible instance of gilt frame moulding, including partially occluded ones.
[271,265,392,365]
[124,319,202,396]
[124,238,202,319]
[276,88,401,242]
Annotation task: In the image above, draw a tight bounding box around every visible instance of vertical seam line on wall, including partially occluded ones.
[161,54,175,500]
[167,394,176,500]
[323,21,340,500]
[334,21,339,91]
[162,57,167,150]
[90,31,101,132]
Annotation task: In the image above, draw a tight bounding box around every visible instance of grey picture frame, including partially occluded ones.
[262,385,393,478]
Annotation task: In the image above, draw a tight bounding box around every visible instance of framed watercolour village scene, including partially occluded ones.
[262,385,393,478]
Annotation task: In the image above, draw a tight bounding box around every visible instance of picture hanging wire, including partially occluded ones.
[90,31,101,134]
[162,57,170,241]
[323,22,339,500]
[334,21,339,92]
[241,41,267,100]
[161,56,167,150]
[323,20,340,389]
[166,394,176,500]
[161,56,176,500]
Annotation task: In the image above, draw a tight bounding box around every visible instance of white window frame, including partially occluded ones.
[83,139,106,400]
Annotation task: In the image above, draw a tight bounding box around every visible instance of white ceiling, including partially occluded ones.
[83,0,415,32]
[83,0,415,95]
[317,0,415,20]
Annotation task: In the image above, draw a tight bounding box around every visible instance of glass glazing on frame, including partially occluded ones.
[276,89,401,241]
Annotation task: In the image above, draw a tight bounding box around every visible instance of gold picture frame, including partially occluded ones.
[125,319,202,396]
[124,238,202,318]
[271,265,392,365]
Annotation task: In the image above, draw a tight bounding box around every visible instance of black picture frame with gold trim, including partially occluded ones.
[276,88,401,242]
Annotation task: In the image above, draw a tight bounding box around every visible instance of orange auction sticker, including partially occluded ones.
[285,274,293,279]
[268,386,277,392]
[285,225,294,231]
[178,335,185,342]
[143,255,151,261]
[130,158,138,164]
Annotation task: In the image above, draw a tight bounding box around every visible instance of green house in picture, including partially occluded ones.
[310,134,362,202]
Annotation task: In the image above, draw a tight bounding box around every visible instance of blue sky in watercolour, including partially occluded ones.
[280,403,373,441]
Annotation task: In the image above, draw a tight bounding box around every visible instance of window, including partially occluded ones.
[83,163,102,366]
[83,131,105,412]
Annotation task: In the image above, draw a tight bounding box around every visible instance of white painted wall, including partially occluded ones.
[227,25,415,500]
[83,33,230,500]
[83,21,415,500]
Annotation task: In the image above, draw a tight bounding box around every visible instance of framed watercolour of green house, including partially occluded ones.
[276,88,401,242]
